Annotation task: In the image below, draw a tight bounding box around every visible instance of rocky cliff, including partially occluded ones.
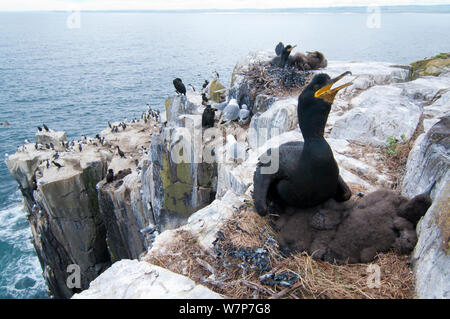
[6,52,450,299]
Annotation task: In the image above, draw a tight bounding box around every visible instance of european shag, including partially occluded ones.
[117,146,125,158]
[201,93,209,106]
[106,169,114,183]
[173,78,186,95]
[202,105,217,129]
[43,124,49,132]
[275,42,284,56]
[271,44,296,68]
[253,71,354,216]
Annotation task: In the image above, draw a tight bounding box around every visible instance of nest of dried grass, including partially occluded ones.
[145,207,414,299]
[239,62,312,100]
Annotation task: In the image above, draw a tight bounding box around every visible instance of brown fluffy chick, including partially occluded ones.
[305,51,328,69]
[288,51,328,70]
[272,186,434,264]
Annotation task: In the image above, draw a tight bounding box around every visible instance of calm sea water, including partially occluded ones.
[0,11,449,299]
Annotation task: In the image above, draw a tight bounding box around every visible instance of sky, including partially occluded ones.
[0,0,449,11]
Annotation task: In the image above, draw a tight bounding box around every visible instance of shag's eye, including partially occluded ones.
[313,84,320,91]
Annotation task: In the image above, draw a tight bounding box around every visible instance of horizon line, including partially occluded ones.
[1,4,450,13]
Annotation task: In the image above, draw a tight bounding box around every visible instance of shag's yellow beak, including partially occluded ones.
[314,71,353,103]
[287,45,297,52]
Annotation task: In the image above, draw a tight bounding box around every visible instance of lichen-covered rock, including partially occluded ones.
[72,259,223,299]
[149,191,244,254]
[209,79,227,103]
[148,123,217,232]
[410,53,450,79]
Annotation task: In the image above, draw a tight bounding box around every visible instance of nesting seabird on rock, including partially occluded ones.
[238,104,250,125]
[253,71,354,216]
[221,99,240,123]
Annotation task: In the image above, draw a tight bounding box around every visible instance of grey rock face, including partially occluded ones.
[401,117,450,298]
[248,97,298,150]
[7,152,111,298]
[331,85,422,145]
[72,260,223,299]
[402,116,450,198]
[97,172,152,262]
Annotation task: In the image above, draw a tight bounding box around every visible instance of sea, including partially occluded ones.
[0,8,449,299]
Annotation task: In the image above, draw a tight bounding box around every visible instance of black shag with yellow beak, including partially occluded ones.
[253,71,353,216]
[271,44,296,68]
[202,105,217,128]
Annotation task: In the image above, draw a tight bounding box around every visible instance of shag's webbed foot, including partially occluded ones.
[334,175,351,202]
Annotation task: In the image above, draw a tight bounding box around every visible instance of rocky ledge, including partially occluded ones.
[6,52,449,299]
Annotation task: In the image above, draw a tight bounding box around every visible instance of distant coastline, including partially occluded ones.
[2,5,450,14]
